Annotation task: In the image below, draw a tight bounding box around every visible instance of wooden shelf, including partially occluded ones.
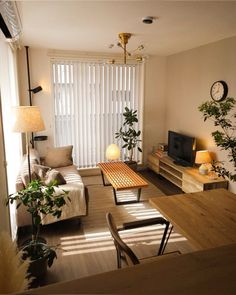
[147,153,228,193]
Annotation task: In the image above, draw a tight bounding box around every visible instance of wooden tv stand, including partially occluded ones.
[147,153,228,193]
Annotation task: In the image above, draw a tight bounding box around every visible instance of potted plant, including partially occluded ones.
[7,180,69,280]
[115,107,142,170]
[198,97,236,181]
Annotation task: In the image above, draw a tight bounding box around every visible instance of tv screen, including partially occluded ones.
[168,131,196,167]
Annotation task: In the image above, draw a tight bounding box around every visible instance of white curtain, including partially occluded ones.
[0,39,21,239]
[52,60,144,168]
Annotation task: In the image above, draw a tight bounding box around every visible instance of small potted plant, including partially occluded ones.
[115,107,142,170]
[7,180,69,280]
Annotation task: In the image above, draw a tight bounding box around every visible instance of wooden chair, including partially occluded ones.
[106,212,176,268]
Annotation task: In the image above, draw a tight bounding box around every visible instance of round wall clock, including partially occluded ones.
[210,80,228,102]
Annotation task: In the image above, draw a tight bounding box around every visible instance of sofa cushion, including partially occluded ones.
[20,155,39,186]
[32,164,51,179]
[44,145,73,168]
[43,169,66,186]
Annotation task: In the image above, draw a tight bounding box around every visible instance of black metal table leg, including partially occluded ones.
[158,223,173,255]
[100,170,111,186]
[113,188,142,205]
[113,187,119,205]
[137,188,141,202]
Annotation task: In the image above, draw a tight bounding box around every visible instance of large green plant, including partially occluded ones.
[115,107,142,162]
[198,97,236,181]
[7,180,69,267]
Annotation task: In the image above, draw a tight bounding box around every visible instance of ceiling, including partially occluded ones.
[17,1,236,56]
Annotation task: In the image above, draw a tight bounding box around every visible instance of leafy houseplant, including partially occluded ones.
[7,180,69,278]
[198,97,236,181]
[115,107,142,163]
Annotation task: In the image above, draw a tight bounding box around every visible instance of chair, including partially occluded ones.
[106,212,175,268]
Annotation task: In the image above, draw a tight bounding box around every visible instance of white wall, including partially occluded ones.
[143,56,167,162]
[165,36,236,192]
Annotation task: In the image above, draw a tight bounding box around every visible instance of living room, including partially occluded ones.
[0,1,236,293]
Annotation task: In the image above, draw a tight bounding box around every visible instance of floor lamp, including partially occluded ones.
[25,46,43,148]
[12,106,45,183]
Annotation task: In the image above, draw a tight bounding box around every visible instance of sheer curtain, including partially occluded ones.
[52,60,144,168]
[0,39,21,239]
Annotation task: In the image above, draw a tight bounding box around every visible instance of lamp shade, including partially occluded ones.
[12,106,45,133]
[195,150,212,164]
[106,144,120,161]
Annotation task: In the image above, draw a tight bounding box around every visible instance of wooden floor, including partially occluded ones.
[140,168,183,196]
[19,169,192,288]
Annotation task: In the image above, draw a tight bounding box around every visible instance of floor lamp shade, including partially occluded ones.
[12,106,45,133]
[12,106,45,184]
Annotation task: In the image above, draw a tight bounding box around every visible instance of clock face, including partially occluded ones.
[210,80,228,102]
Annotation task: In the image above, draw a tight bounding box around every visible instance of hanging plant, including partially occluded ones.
[198,97,236,181]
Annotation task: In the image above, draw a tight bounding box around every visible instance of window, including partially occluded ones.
[0,39,21,239]
[52,60,144,168]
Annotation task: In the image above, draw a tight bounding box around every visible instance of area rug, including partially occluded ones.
[79,175,192,257]
[82,174,166,234]
[46,174,192,284]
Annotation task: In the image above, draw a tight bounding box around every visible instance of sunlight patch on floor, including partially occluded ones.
[60,224,186,256]
[124,203,163,219]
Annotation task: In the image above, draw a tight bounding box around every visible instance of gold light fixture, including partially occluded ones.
[110,32,144,64]
[118,33,131,64]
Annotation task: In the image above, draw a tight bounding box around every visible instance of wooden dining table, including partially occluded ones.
[150,188,236,251]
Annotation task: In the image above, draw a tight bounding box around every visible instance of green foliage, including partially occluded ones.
[115,107,142,161]
[7,180,69,267]
[198,97,236,181]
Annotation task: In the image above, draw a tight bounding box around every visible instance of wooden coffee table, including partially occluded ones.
[98,162,148,205]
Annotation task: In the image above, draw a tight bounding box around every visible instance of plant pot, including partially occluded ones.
[28,255,48,279]
[21,237,47,248]
[124,160,138,171]
[21,239,48,280]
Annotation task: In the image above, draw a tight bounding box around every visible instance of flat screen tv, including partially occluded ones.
[168,131,196,167]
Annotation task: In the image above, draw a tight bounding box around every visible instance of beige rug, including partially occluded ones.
[82,175,165,233]
[81,175,193,256]
[46,174,193,284]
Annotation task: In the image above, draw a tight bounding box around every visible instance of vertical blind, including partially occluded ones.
[52,60,144,168]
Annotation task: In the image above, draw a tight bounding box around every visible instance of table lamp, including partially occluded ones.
[106,144,120,161]
[12,106,45,182]
[195,150,212,175]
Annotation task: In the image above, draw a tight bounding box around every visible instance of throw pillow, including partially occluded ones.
[44,145,73,168]
[43,169,66,186]
[32,164,51,179]
[20,156,38,187]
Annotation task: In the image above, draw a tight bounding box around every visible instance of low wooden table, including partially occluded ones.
[98,162,148,205]
[150,188,236,250]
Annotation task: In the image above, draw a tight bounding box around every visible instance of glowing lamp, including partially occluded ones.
[195,150,212,175]
[106,144,120,161]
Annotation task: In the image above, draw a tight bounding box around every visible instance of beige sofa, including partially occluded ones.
[15,146,88,227]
